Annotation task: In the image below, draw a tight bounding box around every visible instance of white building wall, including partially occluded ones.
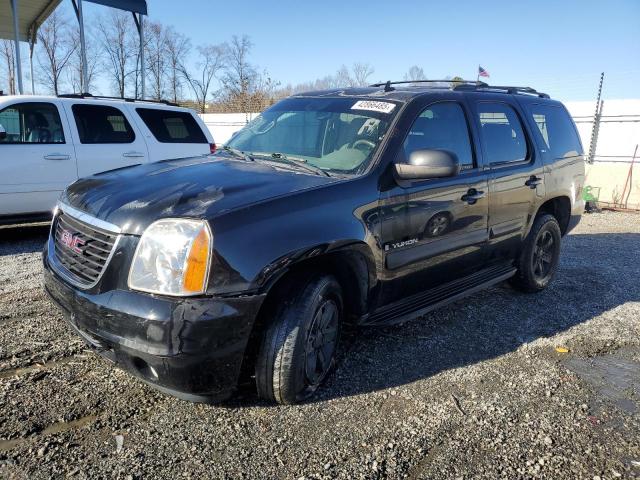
[565,100,640,208]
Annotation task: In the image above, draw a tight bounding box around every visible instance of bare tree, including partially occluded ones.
[67,25,100,94]
[145,21,168,100]
[283,62,374,94]
[334,65,353,87]
[165,27,190,103]
[132,20,149,99]
[97,11,138,97]
[403,65,426,81]
[352,62,374,86]
[36,11,77,95]
[180,44,225,113]
[220,35,260,111]
[0,40,16,94]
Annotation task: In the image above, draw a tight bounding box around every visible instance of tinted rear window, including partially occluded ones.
[136,108,207,143]
[72,104,135,144]
[477,102,528,164]
[528,104,583,159]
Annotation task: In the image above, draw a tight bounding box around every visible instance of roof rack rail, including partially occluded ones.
[369,79,550,99]
[452,83,550,98]
[371,79,488,88]
[57,93,179,106]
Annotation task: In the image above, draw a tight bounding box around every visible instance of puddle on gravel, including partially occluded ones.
[0,355,81,380]
[0,415,98,451]
[563,349,640,414]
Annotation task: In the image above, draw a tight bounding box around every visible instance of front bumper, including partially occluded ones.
[43,252,266,402]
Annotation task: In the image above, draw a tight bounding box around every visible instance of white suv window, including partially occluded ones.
[0,102,65,144]
[135,108,207,144]
[72,104,135,144]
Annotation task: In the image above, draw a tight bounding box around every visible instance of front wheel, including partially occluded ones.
[255,274,342,404]
[510,213,562,292]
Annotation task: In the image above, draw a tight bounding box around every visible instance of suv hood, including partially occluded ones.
[62,155,338,235]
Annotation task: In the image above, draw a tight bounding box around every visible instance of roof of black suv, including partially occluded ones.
[293,80,551,103]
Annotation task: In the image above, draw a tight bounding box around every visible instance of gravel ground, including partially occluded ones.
[0,211,639,479]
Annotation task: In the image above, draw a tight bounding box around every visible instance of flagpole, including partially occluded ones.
[476,65,480,83]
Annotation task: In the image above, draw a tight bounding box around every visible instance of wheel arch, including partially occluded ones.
[534,195,572,236]
[236,243,376,386]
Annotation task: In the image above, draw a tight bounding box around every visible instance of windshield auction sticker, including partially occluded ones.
[351,100,396,114]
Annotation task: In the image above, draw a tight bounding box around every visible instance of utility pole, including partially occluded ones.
[587,72,604,164]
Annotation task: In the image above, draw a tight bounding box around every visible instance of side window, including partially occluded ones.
[528,104,583,159]
[477,103,528,164]
[72,104,135,144]
[402,102,475,171]
[0,102,65,144]
[135,108,207,143]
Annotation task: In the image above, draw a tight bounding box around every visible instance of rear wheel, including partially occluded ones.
[510,213,562,292]
[255,274,342,404]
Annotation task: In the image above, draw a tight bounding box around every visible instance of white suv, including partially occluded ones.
[0,94,215,225]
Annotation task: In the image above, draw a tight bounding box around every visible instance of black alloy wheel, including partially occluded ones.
[255,274,343,404]
[305,298,340,386]
[510,213,562,292]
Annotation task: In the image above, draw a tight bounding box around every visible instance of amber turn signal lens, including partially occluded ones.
[183,226,211,293]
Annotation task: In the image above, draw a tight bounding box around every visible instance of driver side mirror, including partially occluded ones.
[394,149,460,181]
[0,124,6,141]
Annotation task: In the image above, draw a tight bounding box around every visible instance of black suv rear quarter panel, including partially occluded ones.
[517,97,586,231]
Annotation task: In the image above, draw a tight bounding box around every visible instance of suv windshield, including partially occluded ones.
[225,97,397,175]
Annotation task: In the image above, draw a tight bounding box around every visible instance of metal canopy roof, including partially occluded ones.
[2,0,147,95]
[0,0,62,42]
[0,0,147,42]
[88,0,147,15]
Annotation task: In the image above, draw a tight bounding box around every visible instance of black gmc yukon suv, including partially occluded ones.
[44,80,585,404]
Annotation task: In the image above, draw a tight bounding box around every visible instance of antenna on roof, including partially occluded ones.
[383,81,395,92]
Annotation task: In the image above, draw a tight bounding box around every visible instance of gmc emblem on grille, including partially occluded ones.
[60,228,85,254]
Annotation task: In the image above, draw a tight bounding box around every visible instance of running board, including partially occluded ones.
[361,263,516,326]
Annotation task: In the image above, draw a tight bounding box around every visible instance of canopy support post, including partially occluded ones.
[29,36,35,94]
[10,0,24,94]
[139,13,144,99]
[132,12,144,99]
[72,0,89,94]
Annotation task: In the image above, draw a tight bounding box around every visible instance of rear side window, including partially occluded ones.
[72,104,135,144]
[136,108,207,143]
[0,102,65,144]
[477,103,528,164]
[528,104,583,159]
[402,102,475,170]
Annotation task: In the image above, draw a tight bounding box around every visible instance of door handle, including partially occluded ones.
[122,151,145,158]
[525,175,542,189]
[43,154,71,161]
[461,188,485,205]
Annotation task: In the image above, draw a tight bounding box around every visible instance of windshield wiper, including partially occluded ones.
[251,152,331,177]
[221,145,255,162]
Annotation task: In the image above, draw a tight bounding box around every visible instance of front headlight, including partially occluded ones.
[128,219,212,296]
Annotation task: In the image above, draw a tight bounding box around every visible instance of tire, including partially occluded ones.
[255,274,343,404]
[510,213,562,293]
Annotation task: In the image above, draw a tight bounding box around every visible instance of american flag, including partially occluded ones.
[478,66,490,78]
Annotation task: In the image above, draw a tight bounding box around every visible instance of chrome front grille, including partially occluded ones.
[52,210,119,287]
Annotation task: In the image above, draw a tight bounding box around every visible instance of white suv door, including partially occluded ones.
[0,100,77,216]
[63,102,149,178]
